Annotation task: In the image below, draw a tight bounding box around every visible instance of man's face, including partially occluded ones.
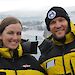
[49,17,68,39]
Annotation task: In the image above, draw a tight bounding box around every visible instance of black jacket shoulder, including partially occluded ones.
[38,36,53,54]
[21,39,38,54]
[38,36,53,63]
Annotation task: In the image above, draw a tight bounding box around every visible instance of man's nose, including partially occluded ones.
[56,21,61,28]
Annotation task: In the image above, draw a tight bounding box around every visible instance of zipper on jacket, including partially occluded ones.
[61,44,75,75]
[12,58,17,75]
[62,44,66,75]
[70,59,74,75]
[10,50,18,75]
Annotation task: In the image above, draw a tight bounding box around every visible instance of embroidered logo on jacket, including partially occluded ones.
[22,64,31,68]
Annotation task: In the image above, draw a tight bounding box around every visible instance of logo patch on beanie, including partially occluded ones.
[48,10,56,19]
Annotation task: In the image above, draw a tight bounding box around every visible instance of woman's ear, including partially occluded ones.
[0,34,2,40]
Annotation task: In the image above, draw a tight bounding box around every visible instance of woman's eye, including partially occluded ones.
[17,32,21,35]
[7,31,14,34]
[7,31,21,36]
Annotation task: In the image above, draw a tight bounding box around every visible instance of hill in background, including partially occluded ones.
[0,6,75,38]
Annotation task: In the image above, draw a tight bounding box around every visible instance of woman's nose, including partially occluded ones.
[13,34,18,39]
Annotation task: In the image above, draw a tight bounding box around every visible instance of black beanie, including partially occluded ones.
[45,6,70,31]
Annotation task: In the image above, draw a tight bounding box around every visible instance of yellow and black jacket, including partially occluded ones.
[39,22,75,75]
[0,39,47,75]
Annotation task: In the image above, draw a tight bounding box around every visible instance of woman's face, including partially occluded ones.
[0,23,22,49]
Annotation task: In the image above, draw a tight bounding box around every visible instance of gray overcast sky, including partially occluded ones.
[0,0,75,12]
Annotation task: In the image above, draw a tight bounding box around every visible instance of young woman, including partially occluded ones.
[0,17,47,75]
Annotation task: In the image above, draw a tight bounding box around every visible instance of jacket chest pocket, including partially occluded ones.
[0,70,15,75]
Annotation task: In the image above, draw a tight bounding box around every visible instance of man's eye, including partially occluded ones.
[50,21,56,25]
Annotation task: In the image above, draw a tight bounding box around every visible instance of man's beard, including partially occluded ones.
[52,24,70,43]
[52,34,66,44]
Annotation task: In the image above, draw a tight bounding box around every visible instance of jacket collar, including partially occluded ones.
[0,44,23,58]
[52,32,75,45]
